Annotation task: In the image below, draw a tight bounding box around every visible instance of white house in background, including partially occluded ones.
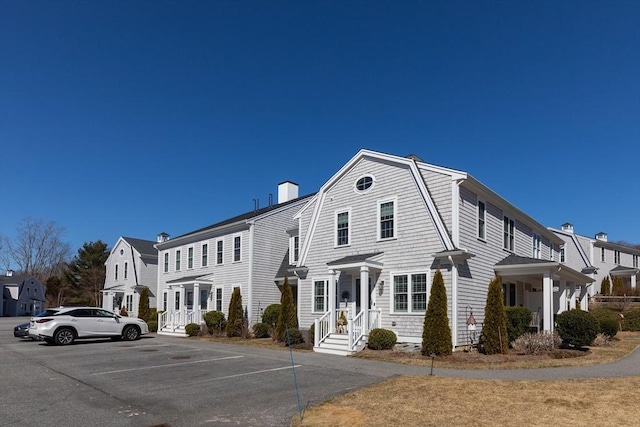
[0,270,46,317]
[103,236,159,317]
[550,223,639,295]
[291,149,595,355]
[155,182,314,336]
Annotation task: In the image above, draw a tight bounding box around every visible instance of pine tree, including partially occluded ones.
[601,277,611,295]
[422,269,452,356]
[276,276,298,342]
[480,276,509,354]
[226,287,244,337]
[138,287,151,322]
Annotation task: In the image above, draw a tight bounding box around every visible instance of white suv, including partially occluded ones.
[29,307,149,345]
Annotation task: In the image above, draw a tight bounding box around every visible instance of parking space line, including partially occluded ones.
[194,364,302,383]
[91,355,244,375]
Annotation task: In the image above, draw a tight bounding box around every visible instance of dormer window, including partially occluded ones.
[355,175,375,193]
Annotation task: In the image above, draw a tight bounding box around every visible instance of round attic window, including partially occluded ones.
[355,175,374,193]
[119,248,125,256]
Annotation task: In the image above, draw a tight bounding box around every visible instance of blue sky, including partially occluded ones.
[1,0,639,258]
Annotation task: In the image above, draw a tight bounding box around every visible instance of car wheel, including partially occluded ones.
[54,328,75,346]
[123,325,140,341]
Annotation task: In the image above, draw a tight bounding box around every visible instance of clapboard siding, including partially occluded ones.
[421,169,453,233]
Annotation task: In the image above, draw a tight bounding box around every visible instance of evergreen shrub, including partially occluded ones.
[276,276,298,342]
[480,276,509,354]
[622,310,640,331]
[203,311,226,335]
[226,287,244,337]
[147,320,158,332]
[590,307,619,337]
[421,269,452,356]
[505,306,533,344]
[556,309,598,348]
[252,322,270,338]
[368,328,397,350]
[262,304,281,326]
[308,323,315,346]
[285,328,304,346]
[185,323,200,336]
[138,287,151,321]
[600,277,611,295]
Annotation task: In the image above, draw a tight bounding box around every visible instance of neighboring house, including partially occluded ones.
[102,236,159,317]
[550,223,639,295]
[0,270,46,317]
[155,181,314,336]
[291,149,594,355]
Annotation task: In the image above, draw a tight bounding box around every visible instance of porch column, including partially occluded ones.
[542,271,553,333]
[558,279,567,314]
[631,275,637,290]
[329,270,337,329]
[569,283,576,310]
[179,285,186,326]
[360,266,370,335]
[193,282,200,323]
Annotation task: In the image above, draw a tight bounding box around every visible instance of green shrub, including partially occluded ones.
[600,277,611,295]
[368,328,397,350]
[556,309,598,348]
[480,276,509,354]
[185,323,200,337]
[226,287,245,337]
[308,323,315,346]
[285,327,304,346]
[591,307,619,337]
[147,320,158,332]
[622,310,640,331]
[252,322,270,338]
[422,269,452,356]
[138,287,151,321]
[611,277,625,296]
[146,307,159,323]
[276,276,298,342]
[262,304,281,326]
[505,306,533,344]
[203,311,226,335]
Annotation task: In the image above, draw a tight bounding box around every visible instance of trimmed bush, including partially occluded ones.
[252,322,270,338]
[138,287,151,321]
[185,323,200,337]
[147,320,158,332]
[511,332,560,354]
[505,306,533,344]
[480,276,509,354]
[368,328,397,350]
[285,327,304,346]
[422,269,452,356]
[622,310,640,331]
[203,310,226,335]
[276,276,298,342]
[556,309,598,348]
[262,304,281,326]
[591,307,619,337]
[308,323,315,346]
[226,287,244,337]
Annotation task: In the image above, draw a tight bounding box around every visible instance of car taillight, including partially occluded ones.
[36,319,53,323]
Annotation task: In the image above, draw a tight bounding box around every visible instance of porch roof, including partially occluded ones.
[327,252,383,270]
[609,265,640,277]
[166,274,214,285]
[494,254,595,284]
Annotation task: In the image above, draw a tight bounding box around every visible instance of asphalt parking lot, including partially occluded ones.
[0,317,425,427]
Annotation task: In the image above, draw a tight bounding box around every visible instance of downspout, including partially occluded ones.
[247,222,255,326]
[449,255,458,349]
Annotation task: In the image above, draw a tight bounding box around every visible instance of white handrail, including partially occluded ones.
[314,310,331,347]
[368,309,381,330]
[349,310,364,351]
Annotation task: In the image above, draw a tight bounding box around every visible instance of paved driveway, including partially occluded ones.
[1,317,638,426]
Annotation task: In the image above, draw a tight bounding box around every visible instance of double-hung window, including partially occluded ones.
[216,240,223,265]
[313,279,329,313]
[633,255,638,268]
[601,247,606,262]
[503,216,515,251]
[532,234,541,259]
[201,243,208,267]
[215,288,223,311]
[115,264,118,281]
[336,210,350,246]
[392,273,428,313]
[188,247,194,269]
[560,246,566,263]
[124,262,128,279]
[477,200,486,240]
[379,200,396,240]
[175,250,181,271]
[614,250,620,264]
[290,236,299,263]
[164,253,169,273]
[233,235,241,262]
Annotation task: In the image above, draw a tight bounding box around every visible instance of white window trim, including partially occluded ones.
[532,234,541,259]
[312,278,330,313]
[389,271,431,315]
[214,286,223,312]
[187,246,194,269]
[334,208,352,247]
[377,197,398,241]
[614,250,620,264]
[601,247,606,263]
[201,243,209,268]
[560,246,566,263]
[353,174,376,194]
[289,235,299,264]
[124,262,128,279]
[233,234,242,263]
[175,249,182,271]
[216,239,224,265]
[477,199,486,241]
[115,264,119,281]
[503,215,515,252]
[163,252,169,273]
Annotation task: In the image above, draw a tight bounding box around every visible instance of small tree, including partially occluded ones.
[422,269,452,356]
[276,276,298,342]
[600,277,611,295]
[138,287,151,321]
[480,276,509,354]
[226,287,244,337]
[611,276,625,296]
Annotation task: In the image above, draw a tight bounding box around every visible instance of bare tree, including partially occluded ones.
[0,217,72,281]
